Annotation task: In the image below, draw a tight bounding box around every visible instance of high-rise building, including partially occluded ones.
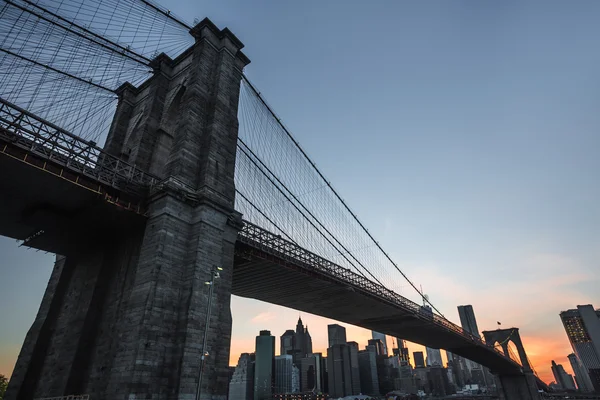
[367,339,386,356]
[551,360,576,391]
[358,350,380,396]
[372,331,388,356]
[275,355,295,394]
[413,351,425,368]
[568,353,594,392]
[327,343,356,397]
[300,353,324,392]
[295,317,313,357]
[281,330,295,357]
[255,330,275,400]
[457,304,493,387]
[426,347,443,367]
[397,338,410,363]
[229,353,255,400]
[328,324,347,347]
[347,341,361,395]
[560,305,600,392]
[458,305,480,337]
[291,364,300,393]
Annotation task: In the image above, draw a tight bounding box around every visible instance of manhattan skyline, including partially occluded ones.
[1,0,599,388]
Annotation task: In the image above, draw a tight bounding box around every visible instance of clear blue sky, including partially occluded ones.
[1,0,599,384]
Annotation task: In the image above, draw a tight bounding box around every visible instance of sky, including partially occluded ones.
[1,0,600,386]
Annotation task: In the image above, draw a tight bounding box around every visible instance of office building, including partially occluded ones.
[255,330,275,400]
[426,347,443,367]
[328,324,347,347]
[458,305,481,337]
[347,341,361,395]
[275,355,295,394]
[367,338,386,356]
[358,350,380,396]
[295,317,313,360]
[281,330,295,357]
[300,353,324,392]
[413,351,425,368]
[327,343,356,397]
[560,305,600,391]
[568,353,594,392]
[551,360,576,390]
[372,331,389,355]
[229,353,255,400]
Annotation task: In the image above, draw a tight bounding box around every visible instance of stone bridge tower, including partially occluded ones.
[483,328,540,400]
[6,18,249,400]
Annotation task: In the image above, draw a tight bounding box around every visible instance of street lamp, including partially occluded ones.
[195,266,223,400]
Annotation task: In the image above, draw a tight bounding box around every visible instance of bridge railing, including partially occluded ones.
[0,97,158,195]
[238,220,512,356]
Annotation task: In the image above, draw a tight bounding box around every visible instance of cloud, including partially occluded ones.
[251,312,277,323]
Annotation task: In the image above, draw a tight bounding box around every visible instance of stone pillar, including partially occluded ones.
[495,373,540,400]
[6,17,249,400]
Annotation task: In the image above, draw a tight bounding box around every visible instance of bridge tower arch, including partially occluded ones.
[6,18,249,400]
[483,328,533,372]
[482,328,540,400]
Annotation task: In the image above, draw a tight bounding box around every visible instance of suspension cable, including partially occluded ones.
[242,75,446,318]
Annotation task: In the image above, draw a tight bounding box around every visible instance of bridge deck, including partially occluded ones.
[234,222,524,375]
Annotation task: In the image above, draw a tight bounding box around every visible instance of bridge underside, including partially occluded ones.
[0,140,146,254]
[232,242,521,375]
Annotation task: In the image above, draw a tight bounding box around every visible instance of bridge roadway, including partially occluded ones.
[0,97,532,379]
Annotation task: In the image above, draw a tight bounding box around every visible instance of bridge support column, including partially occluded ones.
[6,17,249,400]
[494,373,540,400]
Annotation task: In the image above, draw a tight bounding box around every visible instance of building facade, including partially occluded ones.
[413,351,425,368]
[372,331,389,356]
[255,330,275,400]
[327,343,355,398]
[426,347,443,367]
[275,355,295,394]
[229,353,255,400]
[358,350,380,396]
[560,304,600,392]
[568,352,594,392]
[551,360,576,391]
[328,324,347,347]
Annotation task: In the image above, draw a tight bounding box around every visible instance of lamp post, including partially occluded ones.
[195,266,223,400]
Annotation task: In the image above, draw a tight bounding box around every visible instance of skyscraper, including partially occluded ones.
[372,331,388,356]
[568,353,594,392]
[551,360,576,390]
[280,330,295,357]
[560,305,600,391]
[229,353,255,400]
[426,347,443,367]
[300,353,323,392]
[367,338,385,356]
[274,355,295,394]
[327,343,354,397]
[413,351,425,368]
[291,317,313,365]
[358,350,380,396]
[347,341,361,395]
[458,305,480,337]
[328,324,347,347]
[254,330,275,400]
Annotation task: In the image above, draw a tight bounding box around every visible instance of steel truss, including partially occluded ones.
[0,97,158,197]
[237,220,517,366]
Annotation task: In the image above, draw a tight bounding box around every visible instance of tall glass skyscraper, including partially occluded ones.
[560,305,600,392]
[254,330,275,400]
[567,353,594,392]
[458,305,480,337]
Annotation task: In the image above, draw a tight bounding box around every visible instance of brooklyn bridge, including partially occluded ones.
[0,0,548,399]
